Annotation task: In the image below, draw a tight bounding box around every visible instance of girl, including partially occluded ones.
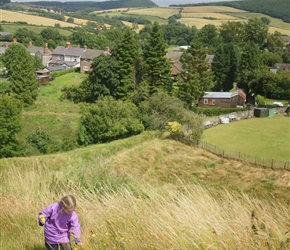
[38,195,83,250]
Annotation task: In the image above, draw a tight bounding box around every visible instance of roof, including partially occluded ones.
[52,46,84,57]
[203,90,246,99]
[81,49,104,59]
[46,65,67,71]
[37,49,51,56]
[165,51,183,61]
[35,69,50,74]
[49,59,77,67]
[203,92,233,99]
[27,46,43,54]
[172,60,184,73]
[206,54,215,64]
[165,52,215,65]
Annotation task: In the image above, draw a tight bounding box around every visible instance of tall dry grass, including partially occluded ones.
[0,134,289,249]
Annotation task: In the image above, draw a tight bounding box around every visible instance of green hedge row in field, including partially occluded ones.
[193,107,246,116]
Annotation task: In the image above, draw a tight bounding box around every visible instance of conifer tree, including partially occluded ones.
[3,43,38,106]
[177,41,215,106]
[237,42,261,96]
[143,22,171,95]
[212,43,240,91]
[115,27,140,100]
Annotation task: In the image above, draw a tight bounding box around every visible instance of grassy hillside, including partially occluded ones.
[1,5,289,35]
[0,9,77,28]
[1,70,290,249]
[1,132,289,249]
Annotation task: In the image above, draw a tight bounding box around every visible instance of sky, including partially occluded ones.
[10,0,234,7]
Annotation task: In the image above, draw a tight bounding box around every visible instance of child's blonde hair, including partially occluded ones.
[59,195,76,212]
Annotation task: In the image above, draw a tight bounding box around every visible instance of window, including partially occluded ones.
[204,99,208,104]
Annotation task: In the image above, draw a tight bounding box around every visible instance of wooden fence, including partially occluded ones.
[197,140,290,171]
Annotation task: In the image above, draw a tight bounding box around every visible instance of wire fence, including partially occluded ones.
[197,140,290,171]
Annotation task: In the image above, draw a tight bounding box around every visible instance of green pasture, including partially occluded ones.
[228,12,290,34]
[0,23,73,37]
[202,115,290,161]
[127,7,180,19]
[96,12,168,24]
[20,72,85,146]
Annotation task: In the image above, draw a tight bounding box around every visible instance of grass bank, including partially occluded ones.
[0,132,289,249]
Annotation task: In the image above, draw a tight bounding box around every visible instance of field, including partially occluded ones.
[202,115,290,161]
[1,6,289,35]
[126,7,180,19]
[0,9,77,27]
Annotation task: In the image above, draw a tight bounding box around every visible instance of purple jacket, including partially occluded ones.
[38,202,81,244]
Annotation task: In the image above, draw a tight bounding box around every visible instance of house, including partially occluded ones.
[270,63,289,73]
[48,42,84,69]
[165,48,214,75]
[35,69,50,86]
[198,89,246,108]
[27,42,52,66]
[80,46,110,74]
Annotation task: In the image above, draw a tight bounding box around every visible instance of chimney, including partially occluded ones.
[65,42,70,48]
[44,43,49,55]
[84,45,87,51]
[29,41,32,46]
[76,44,80,48]
[12,38,17,43]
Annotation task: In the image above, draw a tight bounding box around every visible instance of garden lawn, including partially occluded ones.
[201,115,290,161]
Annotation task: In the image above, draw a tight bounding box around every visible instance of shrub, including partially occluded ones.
[77,96,144,145]
[192,107,246,116]
[138,90,185,130]
[26,128,51,154]
[166,121,184,139]
[256,94,266,105]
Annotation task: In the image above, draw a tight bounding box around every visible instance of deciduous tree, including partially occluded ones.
[0,95,22,158]
[244,18,268,49]
[3,43,38,106]
[77,97,144,145]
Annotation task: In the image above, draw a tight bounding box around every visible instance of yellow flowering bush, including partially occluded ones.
[166,121,184,139]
